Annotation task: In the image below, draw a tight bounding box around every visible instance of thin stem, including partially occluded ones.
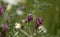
[12,31,19,37]
[19,29,32,37]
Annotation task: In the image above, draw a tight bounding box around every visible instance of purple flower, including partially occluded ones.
[35,17,43,29]
[0,23,9,37]
[1,23,9,31]
[25,15,34,23]
[36,17,43,25]
[0,5,3,16]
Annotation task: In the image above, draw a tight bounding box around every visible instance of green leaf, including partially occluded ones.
[0,12,8,25]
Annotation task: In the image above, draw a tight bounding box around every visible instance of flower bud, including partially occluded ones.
[25,15,34,23]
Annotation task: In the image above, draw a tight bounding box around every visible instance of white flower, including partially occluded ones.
[43,29,46,33]
[22,19,25,23]
[2,0,18,11]
[15,23,22,29]
[2,0,26,11]
[16,9,24,15]
[2,0,27,5]
[38,25,46,33]
[2,0,18,5]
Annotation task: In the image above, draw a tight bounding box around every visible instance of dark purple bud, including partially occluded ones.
[35,17,43,29]
[36,17,43,25]
[0,5,3,16]
[25,15,34,23]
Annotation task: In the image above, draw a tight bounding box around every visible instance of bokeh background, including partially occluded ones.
[0,0,60,37]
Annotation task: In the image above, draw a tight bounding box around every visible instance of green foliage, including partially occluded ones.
[0,0,60,37]
[0,12,8,24]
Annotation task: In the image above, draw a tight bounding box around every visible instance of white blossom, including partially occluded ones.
[22,19,25,23]
[2,0,27,5]
[2,0,18,5]
[38,25,47,33]
[16,9,24,15]
[15,23,22,29]
[2,0,19,11]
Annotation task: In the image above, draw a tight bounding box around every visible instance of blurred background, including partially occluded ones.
[0,0,60,37]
